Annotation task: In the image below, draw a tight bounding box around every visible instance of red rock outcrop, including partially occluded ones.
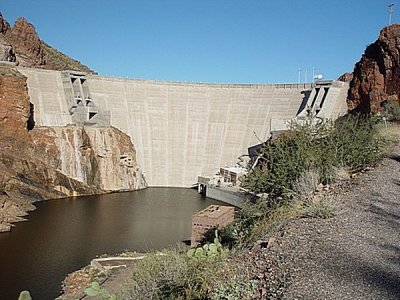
[0,13,11,33]
[0,13,92,72]
[347,24,400,113]
[338,72,353,82]
[0,13,16,62]
[7,17,46,66]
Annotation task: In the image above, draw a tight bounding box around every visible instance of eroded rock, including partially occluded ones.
[348,24,400,113]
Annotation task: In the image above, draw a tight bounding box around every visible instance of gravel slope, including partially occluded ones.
[256,144,400,300]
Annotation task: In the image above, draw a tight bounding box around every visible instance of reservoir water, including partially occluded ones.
[0,188,223,300]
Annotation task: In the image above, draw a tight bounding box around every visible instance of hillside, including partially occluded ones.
[0,13,92,72]
[255,143,400,299]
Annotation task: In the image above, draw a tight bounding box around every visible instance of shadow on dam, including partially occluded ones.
[0,187,223,300]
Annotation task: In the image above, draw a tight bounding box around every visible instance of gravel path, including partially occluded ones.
[257,144,400,300]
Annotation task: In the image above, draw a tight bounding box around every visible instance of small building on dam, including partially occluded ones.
[18,67,349,187]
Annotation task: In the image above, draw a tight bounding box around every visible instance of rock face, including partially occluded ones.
[0,13,92,72]
[8,17,46,66]
[347,24,400,113]
[0,66,145,232]
[338,72,353,82]
[36,126,146,192]
[0,13,16,62]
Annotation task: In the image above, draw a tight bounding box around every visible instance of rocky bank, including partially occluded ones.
[348,24,400,113]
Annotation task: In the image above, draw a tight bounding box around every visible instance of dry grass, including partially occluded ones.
[293,169,320,200]
[249,202,303,240]
[376,122,400,142]
[302,195,340,219]
[331,166,351,181]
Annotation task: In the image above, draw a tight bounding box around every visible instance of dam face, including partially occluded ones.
[18,67,349,187]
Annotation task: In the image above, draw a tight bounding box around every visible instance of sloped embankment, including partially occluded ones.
[246,143,400,299]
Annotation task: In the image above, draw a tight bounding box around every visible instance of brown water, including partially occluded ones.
[0,188,222,300]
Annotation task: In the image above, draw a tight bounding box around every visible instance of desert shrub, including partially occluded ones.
[242,119,328,198]
[85,282,116,299]
[383,100,400,121]
[242,115,385,203]
[119,250,188,300]
[331,115,384,170]
[120,241,231,300]
[210,274,258,300]
[330,166,351,182]
[292,169,320,200]
[204,198,272,248]
[302,195,339,219]
[111,116,386,300]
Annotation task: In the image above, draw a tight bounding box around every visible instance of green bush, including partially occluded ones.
[85,282,116,299]
[18,291,32,300]
[119,250,188,300]
[210,274,258,300]
[332,115,384,170]
[120,243,230,300]
[242,115,385,202]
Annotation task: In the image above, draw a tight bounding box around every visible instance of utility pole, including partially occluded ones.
[297,68,301,84]
[304,68,308,83]
[389,4,394,25]
[312,67,315,82]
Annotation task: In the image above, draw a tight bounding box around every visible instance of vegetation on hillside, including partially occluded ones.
[242,115,385,200]
[42,42,93,73]
[382,100,400,122]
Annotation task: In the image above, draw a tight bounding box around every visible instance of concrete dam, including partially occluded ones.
[18,67,349,187]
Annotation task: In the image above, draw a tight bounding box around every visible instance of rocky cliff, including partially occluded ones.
[0,13,15,62]
[347,24,400,113]
[36,126,146,192]
[0,65,145,232]
[0,13,92,72]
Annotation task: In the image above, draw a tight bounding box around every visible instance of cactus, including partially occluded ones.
[84,281,117,299]
[187,230,228,262]
[18,291,32,300]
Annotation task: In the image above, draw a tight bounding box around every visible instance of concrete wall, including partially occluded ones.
[18,67,349,187]
[19,68,72,126]
[205,185,247,208]
[87,77,311,187]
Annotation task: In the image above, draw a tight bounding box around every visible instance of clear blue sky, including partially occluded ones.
[0,1,393,83]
